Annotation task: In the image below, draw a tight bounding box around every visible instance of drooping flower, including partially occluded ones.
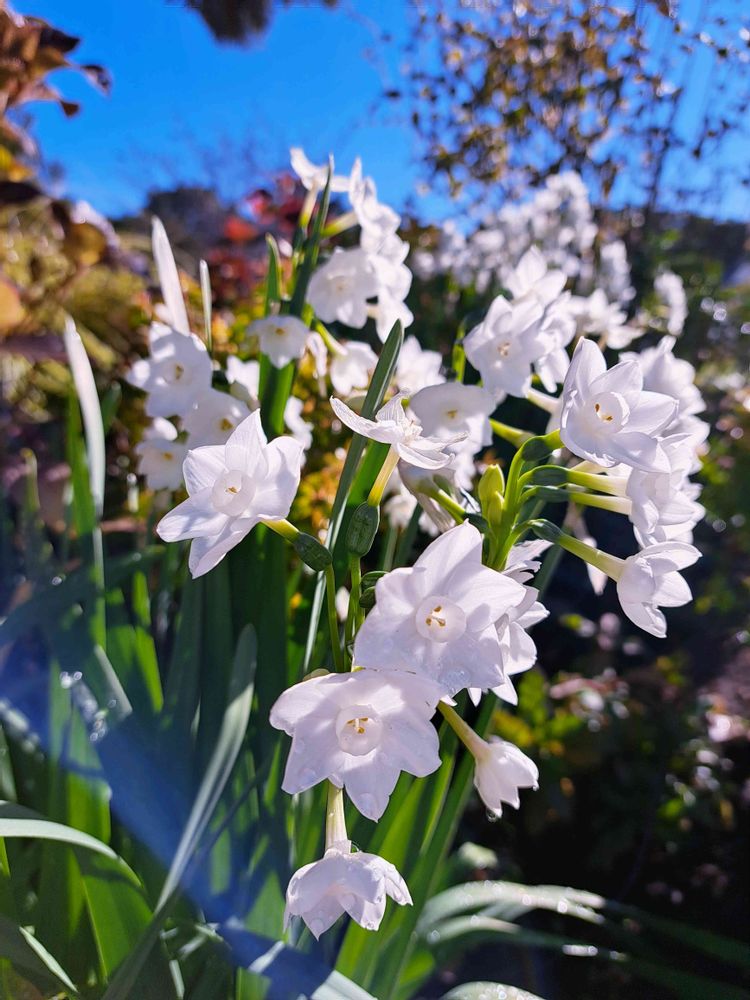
[270,669,443,820]
[308,248,378,329]
[559,338,677,472]
[125,324,212,419]
[331,393,461,470]
[353,523,525,694]
[285,843,411,938]
[157,410,303,577]
[623,336,705,437]
[134,417,187,491]
[616,541,700,637]
[248,315,311,369]
[473,738,539,817]
[182,388,251,447]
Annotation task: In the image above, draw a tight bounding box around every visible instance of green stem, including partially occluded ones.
[367,447,400,507]
[426,488,466,525]
[567,470,629,496]
[490,418,532,448]
[262,518,300,542]
[553,530,625,580]
[324,564,345,673]
[347,554,363,643]
[325,782,347,850]
[437,702,485,757]
[567,490,631,514]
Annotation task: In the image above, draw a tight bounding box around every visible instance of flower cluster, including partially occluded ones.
[138,149,707,941]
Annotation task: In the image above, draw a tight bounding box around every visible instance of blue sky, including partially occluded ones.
[22,0,750,223]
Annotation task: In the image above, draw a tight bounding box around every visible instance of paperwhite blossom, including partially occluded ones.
[616,541,700,637]
[157,411,303,577]
[394,335,444,394]
[560,338,677,472]
[506,247,567,308]
[285,843,411,938]
[395,463,459,534]
[226,356,260,401]
[366,233,414,342]
[570,289,641,349]
[598,240,635,305]
[308,248,378,329]
[134,418,187,491]
[409,383,494,453]
[473,738,539,817]
[126,325,212,419]
[331,393,461,470]
[290,147,350,193]
[623,336,706,440]
[270,670,443,820]
[182,389,251,448]
[329,341,378,396]
[353,523,525,694]
[626,434,704,546]
[464,296,544,400]
[654,271,688,336]
[349,158,400,244]
[283,395,313,452]
[248,315,310,369]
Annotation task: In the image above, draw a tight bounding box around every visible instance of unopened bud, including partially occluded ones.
[346,503,380,556]
[530,519,563,543]
[293,532,332,571]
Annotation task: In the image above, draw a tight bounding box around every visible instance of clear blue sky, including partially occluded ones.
[26,0,425,217]
[22,0,750,223]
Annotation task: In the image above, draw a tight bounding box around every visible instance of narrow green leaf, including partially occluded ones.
[0,914,78,995]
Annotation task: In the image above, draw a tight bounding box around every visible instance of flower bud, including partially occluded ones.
[346,503,380,556]
[478,464,505,505]
[529,465,568,486]
[293,532,332,571]
[530,519,563,543]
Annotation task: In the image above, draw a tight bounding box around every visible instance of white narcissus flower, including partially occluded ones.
[183,389,251,447]
[615,541,700,637]
[409,383,495,453]
[307,248,378,329]
[157,410,303,577]
[560,338,677,472]
[463,296,545,401]
[226,356,260,402]
[623,336,705,436]
[248,315,310,370]
[134,418,187,491]
[353,523,525,694]
[289,147,351,193]
[394,335,444,394]
[285,843,411,938]
[626,434,704,546]
[654,271,687,336]
[331,393,462,470]
[283,396,313,452]
[506,246,567,308]
[270,670,443,820]
[473,738,539,817]
[349,158,400,244]
[329,340,378,396]
[126,324,212,419]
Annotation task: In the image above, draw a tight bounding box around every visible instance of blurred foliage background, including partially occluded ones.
[0,2,748,998]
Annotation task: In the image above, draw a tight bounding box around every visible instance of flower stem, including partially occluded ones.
[322,209,358,237]
[324,563,345,673]
[552,530,625,581]
[367,446,400,507]
[438,702,486,758]
[262,518,300,542]
[566,470,629,496]
[526,387,560,414]
[490,418,532,448]
[347,553,363,642]
[324,781,348,851]
[567,490,632,515]
[426,487,466,525]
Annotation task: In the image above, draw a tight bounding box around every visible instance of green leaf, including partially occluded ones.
[303,319,404,670]
[0,914,78,995]
[0,801,116,858]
